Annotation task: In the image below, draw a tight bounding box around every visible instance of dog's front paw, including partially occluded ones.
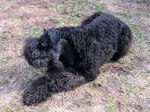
[23,77,51,106]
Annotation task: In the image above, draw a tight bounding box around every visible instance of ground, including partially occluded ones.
[0,0,150,112]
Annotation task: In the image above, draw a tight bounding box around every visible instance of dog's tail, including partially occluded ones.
[81,12,102,26]
[111,24,133,61]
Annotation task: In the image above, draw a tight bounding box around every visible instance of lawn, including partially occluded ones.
[0,0,150,112]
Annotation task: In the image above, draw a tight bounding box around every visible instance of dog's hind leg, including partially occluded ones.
[111,25,133,61]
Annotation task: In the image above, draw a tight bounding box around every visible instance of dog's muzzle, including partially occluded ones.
[23,38,56,68]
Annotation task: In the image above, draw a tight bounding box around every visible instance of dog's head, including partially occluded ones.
[23,29,62,68]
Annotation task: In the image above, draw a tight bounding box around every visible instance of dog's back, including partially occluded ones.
[81,12,133,61]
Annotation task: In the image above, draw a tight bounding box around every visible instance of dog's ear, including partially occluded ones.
[43,28,46,32]
[47,29,61,45]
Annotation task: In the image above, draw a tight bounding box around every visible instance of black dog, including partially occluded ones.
[23,12,132,105]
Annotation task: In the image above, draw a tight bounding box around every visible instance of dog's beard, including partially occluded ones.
[23,38,58,68]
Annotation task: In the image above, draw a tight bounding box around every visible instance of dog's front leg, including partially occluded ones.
[47,59,65,72]
[23,76,51,106]
[23,69,86,106]
[46,70,86,92]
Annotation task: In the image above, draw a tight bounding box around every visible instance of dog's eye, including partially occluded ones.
[38,34,54,49]
[38,41,53,50]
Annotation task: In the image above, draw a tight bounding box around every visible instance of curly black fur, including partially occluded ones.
[23,12,133,105]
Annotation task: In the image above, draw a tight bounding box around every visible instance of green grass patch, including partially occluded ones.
[56,0,93,14]
[136,0,150,4]
[117,12,133,20]
[40,106,49,112]
[72,0,93,12]
[0,56,11,65]
[5,108,21,112]
[29,27,42,37]
[0,31,12,41]
[93,3,107,12]
[55,3,64,12]
[106,99,119,112]
[129,24,150,52]
[130,24,144,36]
[55,15,68,26]
[71,16,80,25]
[74,0,92,12]
[0,70,17,84]
[84,90,94,97]
[5,108,14,112]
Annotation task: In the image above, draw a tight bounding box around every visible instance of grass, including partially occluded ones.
[54,0,107,16]
[29,27,42,37]
[5,108,14,112]
[93,4,107,12]
[69,0,93,12]
[117,12,133,20]
[136,0,150,4]
[84,90,94,97]
[40,106,49,112]
[71,16,80,25]
[0,31,12,41]
[0,0,150,112]
[5,108,21,112]
[55,15,68,26]
[52,0,107,27]
[130,24,144,35]
[0,56,11,65]
[55,3,64,12]
[106,99,119,112]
